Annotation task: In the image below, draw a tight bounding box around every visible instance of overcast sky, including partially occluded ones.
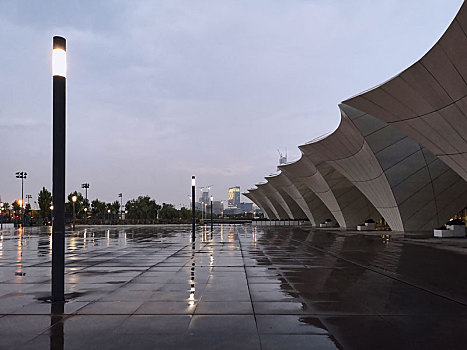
[0,0,463,208]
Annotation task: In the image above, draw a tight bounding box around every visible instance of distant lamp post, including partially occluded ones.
[210,196,213,232]
[81,183,89,208]
[71,195,77,230]
[118,193,123,220]
[52,35,67,303]
[15,171,27,226]
[84,207,88,224]
[26,194,32,223]
[107,209,111,225]
[191,176,196,240]
[0,202,3,229]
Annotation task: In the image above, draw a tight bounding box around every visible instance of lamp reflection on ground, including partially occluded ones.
[189,242,196,307]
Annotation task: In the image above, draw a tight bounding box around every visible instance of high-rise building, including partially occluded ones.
[228,186,241,208]
[200,190,210,205]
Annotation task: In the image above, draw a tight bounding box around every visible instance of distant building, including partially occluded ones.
[200,190,210,205]
[212,201,224,216]
[223,207,242,216]
[228,186,241,208]
[277,149,287,171]
[239,202,253,213]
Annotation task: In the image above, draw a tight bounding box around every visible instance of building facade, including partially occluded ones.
[243,4,467,232]
[228,186,241,208]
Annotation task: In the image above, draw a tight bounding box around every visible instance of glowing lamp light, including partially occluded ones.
[210,196,213,202]
[18,200,23,207]
[71,195,77,203]
[52,49,66,77]
[52,36,67,78]
[191,175,196,187]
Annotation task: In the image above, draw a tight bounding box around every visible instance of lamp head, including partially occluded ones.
[52,36,67,77]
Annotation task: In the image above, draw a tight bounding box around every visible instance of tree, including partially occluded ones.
[159,203,179,220]
[11,200,21,219]
[111,201,120,215]
[105,201,121,220]
[125,196,161,220]
[180,207,191,220]
[38,187,52,220]
[91,199,107,219]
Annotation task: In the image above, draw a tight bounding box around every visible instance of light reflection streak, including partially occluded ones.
[0,233,3,257]
[49,233,52,257]
[189,242,196,307]
[83,229,87,249]
[252,227,257,248]
[16,228,24,279]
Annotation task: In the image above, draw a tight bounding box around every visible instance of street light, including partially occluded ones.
[84,207,88,224]
[210,195,213,232]
[15,171,27,226]
[71,195,77,230]
[191,176,196,240]
[81,183,89,208]
[52,35,67,303]
[0,202,3,229]
[118,193,123,220]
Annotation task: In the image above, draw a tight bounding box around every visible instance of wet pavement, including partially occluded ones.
[1,224,467,349]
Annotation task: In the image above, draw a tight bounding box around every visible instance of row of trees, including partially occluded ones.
[31,187,198,223]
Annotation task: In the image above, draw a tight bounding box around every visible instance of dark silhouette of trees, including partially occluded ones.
[91,199,107,219]
[125,196,161,220]
[159,203,179,220]
[38,187,52,221]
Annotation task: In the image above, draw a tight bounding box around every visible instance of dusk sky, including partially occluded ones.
[0,0,463,208]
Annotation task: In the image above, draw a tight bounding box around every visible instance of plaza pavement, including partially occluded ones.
[1,224,467,349]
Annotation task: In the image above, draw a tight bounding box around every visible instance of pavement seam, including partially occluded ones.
[237,225,264,350]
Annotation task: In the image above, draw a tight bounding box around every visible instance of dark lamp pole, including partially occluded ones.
[81,183,89,208]
[191,176,196,241]
[15,171,27,226]
[210,196,213,232]
[118,193,123,220]
[52,35,66,303]
[72,195,77,230]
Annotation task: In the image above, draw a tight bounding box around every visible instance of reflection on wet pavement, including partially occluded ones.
[1,225,467,349]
